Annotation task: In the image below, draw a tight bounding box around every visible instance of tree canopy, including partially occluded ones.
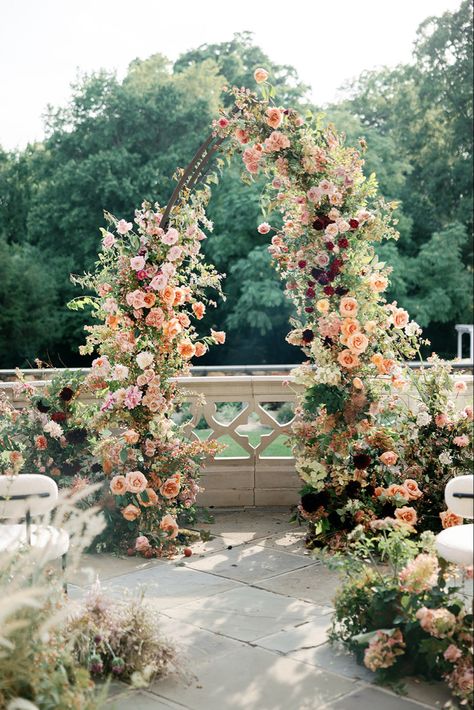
[0,9,472,367]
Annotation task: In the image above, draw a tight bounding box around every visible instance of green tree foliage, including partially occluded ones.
[0,13,471,366]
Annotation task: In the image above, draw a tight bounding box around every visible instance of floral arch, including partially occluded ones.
[72,69,471,555]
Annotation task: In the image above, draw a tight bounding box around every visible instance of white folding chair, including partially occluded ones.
[436,474,474,566]
[0,474,69,580]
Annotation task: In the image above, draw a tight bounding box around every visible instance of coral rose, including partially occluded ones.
[254,67,269,84]
[379,451,398,466]
[160,477,181,499]
[347,332,369,354]
[337,349,360,369]
[385,484,410,500]
[173,288,186,306]
[162,318,182,340]
[122,504,141,521]
[161,285,176,306]
[160,514,179,539]
[194,342,207,357]
[123,429,140,445]
[142,292,156,309]
[192,302,206,319]
[211,329,226,345]
[110,475,127,495]
[395,506,417,526]
[440,510,464,528]
[138,488,159,507]
[234,128,250,144]
[178,340,196,360]
[35,435,48,450]
[266,107,283,129]
[125,470,148,494]
[403,479,423,500]
[339,297,358,317]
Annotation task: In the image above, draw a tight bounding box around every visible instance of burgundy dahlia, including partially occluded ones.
[302,329,314,343]
[349,219,359,229]
[353,453,372,469]
[298,260,307,269]
[59,386,74,402]
[312,218,325,231]
[338,238,349,249]
[306,287,315,298]
[323,286,335,296]
[335,286,349,296]
[51,411,67,423]
[326,242,335,251]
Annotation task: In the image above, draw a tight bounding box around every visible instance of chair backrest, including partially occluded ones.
[445,474,474,519]
[0,474,58,519]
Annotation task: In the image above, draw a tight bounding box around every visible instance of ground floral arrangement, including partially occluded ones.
[328,527,473,707]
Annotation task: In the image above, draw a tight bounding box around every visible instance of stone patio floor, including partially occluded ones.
[70,508,455,710]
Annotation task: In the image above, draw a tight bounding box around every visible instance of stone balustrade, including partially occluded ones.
[1,370,472,507]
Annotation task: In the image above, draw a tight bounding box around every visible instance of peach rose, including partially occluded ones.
[192,302,206,319]
[161,285,176,306]
[368,273,389,292]
[353,377,364,390]
[211,329,226,345]
[145,307,165,328]
[123,429,140,445]
[385,484,410,500]
[178,312,191,329]
[341,318,360,337]
[347,332,369,354]
[160,513,179,538]
[122,504,141,521]
[403,479,423,500]
[440,510,464,528]
[162,318,182,340]
[337,349,360,369]
[392,308,409,328]
[364,320,378,334]
[178,340,196,360]
[266,107,283,129]
[142,292,156,308]
[254,67,269,84]
[374,486,384,497]
[138,488,159,507]
[395,506,417,526]
[339,297,358,318]
[379,451,398,466]
[194,342,208,357]
[110,475,127,495]
[125,470,148,494]
[160,477,181,499]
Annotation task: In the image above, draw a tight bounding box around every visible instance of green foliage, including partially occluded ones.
[303,383,346,416]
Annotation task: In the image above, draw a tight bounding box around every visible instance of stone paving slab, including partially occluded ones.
[322,685,437,709]
[185,542,316,583]
[99,562,243,610]
[150,644,358,710]
[255,617,331,654]
[163,585,332,643]
[254,562,342,606]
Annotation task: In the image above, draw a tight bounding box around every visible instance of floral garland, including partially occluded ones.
[212,71,461,546]
[71,191,225,554]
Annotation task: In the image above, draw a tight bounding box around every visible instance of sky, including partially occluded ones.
[0,0,462,151]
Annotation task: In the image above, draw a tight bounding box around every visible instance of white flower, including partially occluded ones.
[405,321,422,337]
[439,451,453,466]
[136,351,154,370]
[111,364,129,381]
[43,421,63,439]
[416,410,431,427]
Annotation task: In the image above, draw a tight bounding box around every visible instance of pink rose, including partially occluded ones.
[257,223,271,234]
[150,274,168,291]
[266,108,283,129]
[130,256,146,271]
[435,413,448,427]
[135,535,151,552]
[444,644,462,662]
[453,434,469,447]
[102,232,116,249]
[379,451,398,466]
[110,475,127,495]
[167,245,183,261]
[454,381,467,392]
[162,228,179,245]
[116,219,132,234]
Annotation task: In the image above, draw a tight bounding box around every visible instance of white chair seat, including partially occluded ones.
[0,524,69,562]
[436,523,474,566]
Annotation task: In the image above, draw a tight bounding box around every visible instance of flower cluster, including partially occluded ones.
[330,527,473,707]
[0,370,99,498]
[71,195,225,553]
